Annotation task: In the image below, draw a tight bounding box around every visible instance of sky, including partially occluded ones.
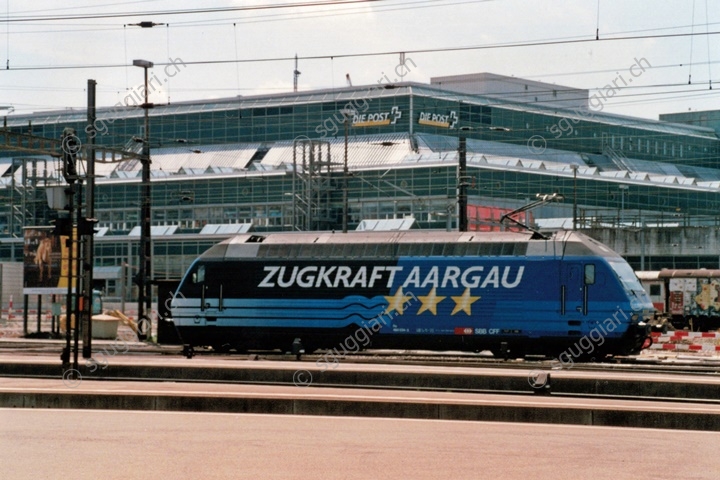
[0,0,718,121]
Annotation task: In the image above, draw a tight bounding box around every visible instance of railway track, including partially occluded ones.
[282,350,720,375]
[2,337,720,376]
[1,356,719,411]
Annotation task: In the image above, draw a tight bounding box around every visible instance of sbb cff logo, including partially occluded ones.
[454,327,474,335]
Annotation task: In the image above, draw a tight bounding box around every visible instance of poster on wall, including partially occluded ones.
[466,204,532,232]
[23,227,76,294]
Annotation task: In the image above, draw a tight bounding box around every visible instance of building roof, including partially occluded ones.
[4,80,716,140]
[1,131,719,193]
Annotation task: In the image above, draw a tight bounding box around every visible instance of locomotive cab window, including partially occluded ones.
[608,260,645,295]
[584,264,595,285]
[193,265,206,284]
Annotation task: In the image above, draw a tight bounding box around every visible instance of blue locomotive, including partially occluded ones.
[169,230,653,359]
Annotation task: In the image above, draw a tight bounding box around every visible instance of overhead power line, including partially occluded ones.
[4,28,720,72]
[0,0,384,23]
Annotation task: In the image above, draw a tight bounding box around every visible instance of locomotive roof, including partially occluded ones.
[195,230,623,261]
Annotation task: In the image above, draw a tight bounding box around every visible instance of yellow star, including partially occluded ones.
[450,288,481,316]
[384,287,411,315]
[416,287,446,315]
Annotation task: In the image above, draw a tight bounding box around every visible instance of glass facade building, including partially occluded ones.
[1,76,719,300]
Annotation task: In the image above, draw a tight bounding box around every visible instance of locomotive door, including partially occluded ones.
[197,264,225,325]
[561,262,588,335]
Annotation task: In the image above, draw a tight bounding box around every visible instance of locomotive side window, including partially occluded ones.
[397,243,413,256]
[376,244,393,257]
[458,243,480,257]
[584,264,595,285]
[455,243,470,256]
[193,265,205,284]
[441,243,456,256]
[298,244,316,257]
[500,243,515,256]
[417,243,433,256]
[427,243,442,256]
[258,244,283,258]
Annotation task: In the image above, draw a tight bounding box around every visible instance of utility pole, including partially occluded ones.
[82,79,97,358]
[133,59,153,341]
[60,183,75,372]
[619,185,629,226]
[340,108,355,233]
[293,54,301,93]
[570,163,578,231]
[58,127,79,373]
[0,107,147,372]
[458,136,468,232]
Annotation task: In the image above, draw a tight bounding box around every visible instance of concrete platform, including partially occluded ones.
[1,352,720,402]
[1,376,719,431]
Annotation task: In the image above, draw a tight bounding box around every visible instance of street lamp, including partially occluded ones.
[133,59,153,341]
[340,108,356,233]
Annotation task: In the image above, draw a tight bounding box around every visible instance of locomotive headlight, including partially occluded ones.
[631,313,639,322]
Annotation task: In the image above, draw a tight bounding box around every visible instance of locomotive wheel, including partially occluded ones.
[490,348,526,360]
[183,344,194,359]
[212,343,231,353]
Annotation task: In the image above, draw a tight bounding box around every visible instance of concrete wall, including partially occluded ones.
[586,226,720,260]
[430,72,589,110]
[660,109,720,135]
